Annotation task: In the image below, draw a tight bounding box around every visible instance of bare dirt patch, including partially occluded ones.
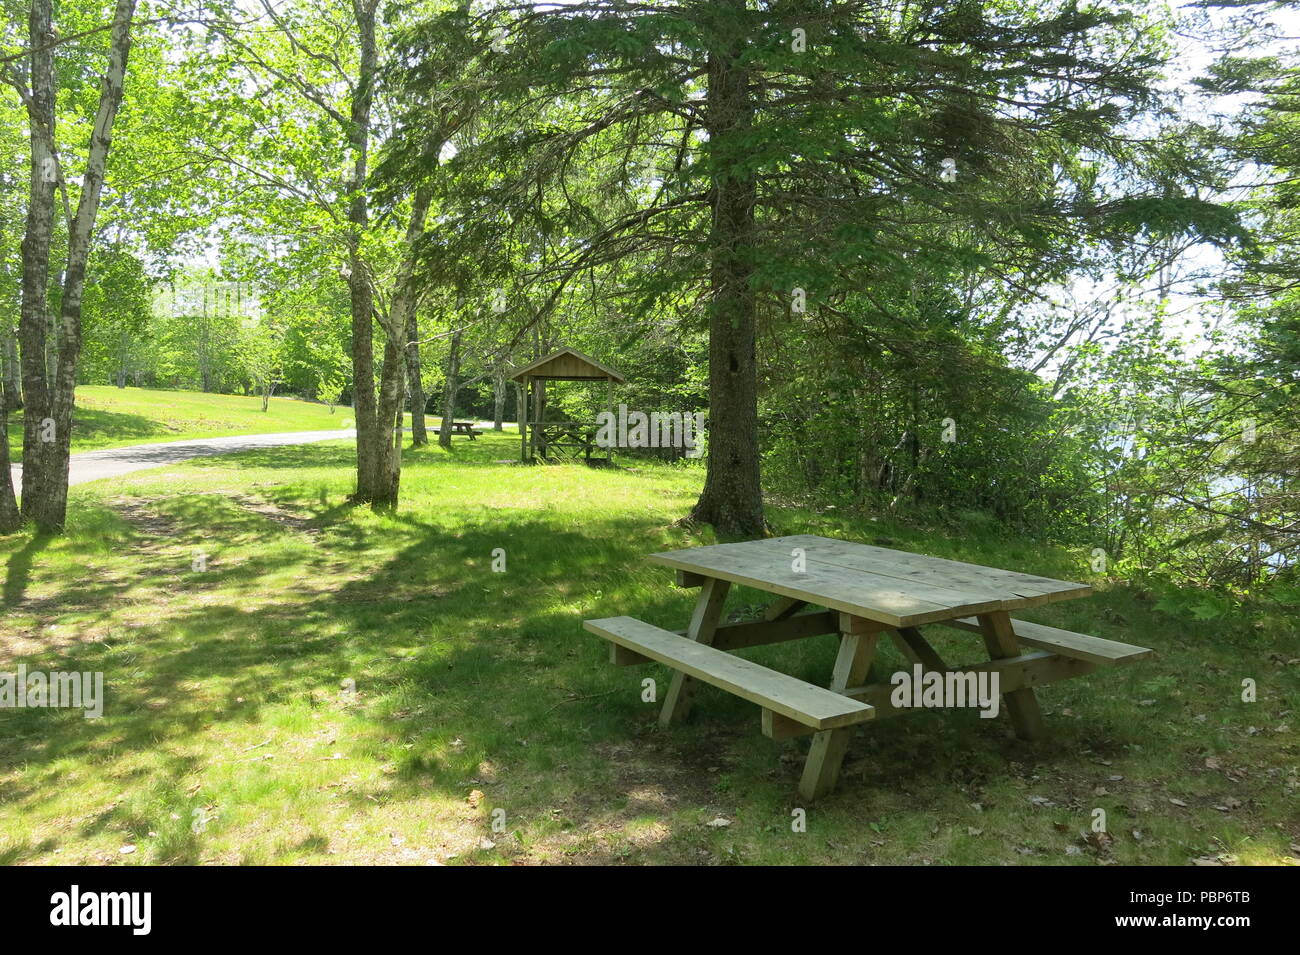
[226,494,323,537]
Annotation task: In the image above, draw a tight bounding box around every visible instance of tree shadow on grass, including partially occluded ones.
[179,433,528,474]
[8,407,178,462]
[0,481,1156,866]
[3,532,53,608]
[0,497,695,860]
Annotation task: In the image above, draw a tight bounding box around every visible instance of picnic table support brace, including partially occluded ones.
[763,595,808,622]
[658,577,731,727]
[977,611,1047,741]
[890,625,948,671]
[799,614,882,801]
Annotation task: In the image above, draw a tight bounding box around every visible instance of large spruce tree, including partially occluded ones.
[389,0,1234,537]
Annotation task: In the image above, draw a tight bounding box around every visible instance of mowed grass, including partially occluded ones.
[6,385,398,461]
[0,431,1297,865]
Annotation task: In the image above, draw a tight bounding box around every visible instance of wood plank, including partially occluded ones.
[844,652,1094,727]
[680,610,839,651]
[774,535,1089,598]
[769,651,1099,736]
[978,611,1046,741]
[768,535,1092,606]
[674,569,706,588]
[942,617,1153,665]
[647,544,1004,628]
[799,617,884,800]
[762,595,808,621]
[610,643,651,666]
[762,710,810,741]
[662,542,1006,613]
[658,577,729,726]
[584,616,875,730]
[852,651,1096,709]
[608,611,839,664]
[890,626,948,672]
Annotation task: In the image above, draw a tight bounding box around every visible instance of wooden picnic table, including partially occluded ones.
[584,535,1153,801]
[433,421,482,440]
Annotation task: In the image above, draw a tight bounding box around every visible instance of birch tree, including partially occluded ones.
[0,0,137,533]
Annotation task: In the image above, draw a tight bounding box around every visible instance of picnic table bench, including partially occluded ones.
[431,421,482,439]
[584,535,1153,800]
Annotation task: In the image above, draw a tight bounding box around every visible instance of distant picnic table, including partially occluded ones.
[433,421,482,440]
[585,535,1153,800]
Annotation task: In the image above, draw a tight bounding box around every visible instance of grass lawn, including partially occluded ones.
[5,385,410,461]
[1,430,1297,865]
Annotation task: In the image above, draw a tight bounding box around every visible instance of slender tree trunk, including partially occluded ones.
[14,0,59,533]
[515,381,526,460]
[344,0,407,509]
[492,364,506,431]
[116,327,128,387]
[199,283,212,392]
[23,0,138,533]
[393,182,433,449]
[0,321,19,528]
[405,308,427,447]
[373,335,404,506]
[439,327,462,450]
[687,5,765,538]
[0,325,18,530]
[0,391,18,532]
[346,0,380,504]
[2,322,21,409]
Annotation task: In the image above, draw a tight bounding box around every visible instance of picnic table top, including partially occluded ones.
[646,534,1092,628]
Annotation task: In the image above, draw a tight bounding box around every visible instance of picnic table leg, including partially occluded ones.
[762,595,808,622]
[658,577,731,727]
[976,610,1047,740]
[890,626,948,672]
[799,615,882,801]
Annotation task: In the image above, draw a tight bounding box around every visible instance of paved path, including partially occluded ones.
[9,429,357,492]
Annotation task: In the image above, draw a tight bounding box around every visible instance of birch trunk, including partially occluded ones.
[346,0,381,504]
[0,318,19,529]
[25,0,139,532]
[393,184,433,449]
[404,308,427,447]
[116,328,128,387]
[438,327,462,450]
[344,0,407,508]
[492,364,506,431]
[21,0,137,535]
[373,332,405,506]
[3,321,21,409]
[8,0,58,532]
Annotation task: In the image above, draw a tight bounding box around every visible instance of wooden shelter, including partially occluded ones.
[510,347,625,462]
